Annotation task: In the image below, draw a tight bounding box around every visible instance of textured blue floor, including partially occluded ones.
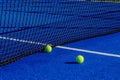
[0,32,120,80]
[0,1,120,80]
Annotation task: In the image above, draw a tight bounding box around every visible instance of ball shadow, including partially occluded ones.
[65,62,78,64]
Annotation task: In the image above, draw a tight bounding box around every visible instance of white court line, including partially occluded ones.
[0,36,120,58]
[0,36,46,45]
[56,46,120,58]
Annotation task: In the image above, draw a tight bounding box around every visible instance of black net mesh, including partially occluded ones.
[0,0,120,66]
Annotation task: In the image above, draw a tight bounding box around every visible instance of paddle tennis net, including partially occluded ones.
[0,0,120,66]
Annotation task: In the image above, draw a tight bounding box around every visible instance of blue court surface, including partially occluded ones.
[0,32,120,80]
[0,1,120,80]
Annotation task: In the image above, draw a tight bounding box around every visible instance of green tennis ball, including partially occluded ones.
[76,55,84,64]
[44,45,52,53]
